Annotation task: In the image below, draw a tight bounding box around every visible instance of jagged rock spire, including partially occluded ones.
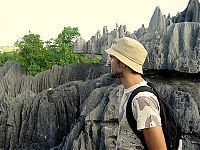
[172,0,200,22]
[148,6,167,35]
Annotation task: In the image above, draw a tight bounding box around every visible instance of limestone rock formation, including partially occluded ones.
[73,0,200,74]
[0,61,200,149]
[135,24,147,38]
[148,6,167,36]
[73,24,137,62]
[172,0,200,23]
[73,37,86,53]
[0,62,112,150]
[142,22,200,73]
[165,22,200,73]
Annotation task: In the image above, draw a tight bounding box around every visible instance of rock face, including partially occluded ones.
[0,62,200,150]
[74,0,200,74]
[142,22,200,73]
[165,22,200,72]
[0,61,111,150]
[172,0,200,23]
[73,37,86,53]
[148,6,167,36]
[73,25,136,62]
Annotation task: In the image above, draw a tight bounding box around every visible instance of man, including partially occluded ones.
[105,37,167,150]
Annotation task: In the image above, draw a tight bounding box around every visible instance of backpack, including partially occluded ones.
[126,82,181,150]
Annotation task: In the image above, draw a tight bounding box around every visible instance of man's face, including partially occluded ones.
[107,55,123,78]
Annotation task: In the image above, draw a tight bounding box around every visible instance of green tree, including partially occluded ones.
[55,26,80,46]
[45,38,57,51]
[0,51,16,66]
[15,31,48,75]
[14,26,101,75]
[52,26,102,66]
[52,26,80,65]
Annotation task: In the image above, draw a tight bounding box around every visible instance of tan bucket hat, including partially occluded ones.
[105,37,147,74]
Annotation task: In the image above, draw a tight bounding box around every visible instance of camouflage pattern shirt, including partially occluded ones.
[116,80,161,150]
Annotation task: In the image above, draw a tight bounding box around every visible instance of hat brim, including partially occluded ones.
[105,48,143,74]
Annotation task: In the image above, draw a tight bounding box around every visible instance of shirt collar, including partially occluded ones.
[124,80,147,94]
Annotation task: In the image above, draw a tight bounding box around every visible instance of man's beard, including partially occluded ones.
[111,72,121,78]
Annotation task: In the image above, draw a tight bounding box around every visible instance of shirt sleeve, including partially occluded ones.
[132,91,162,130]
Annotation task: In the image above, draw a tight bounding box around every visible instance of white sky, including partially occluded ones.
[0,0,189,46]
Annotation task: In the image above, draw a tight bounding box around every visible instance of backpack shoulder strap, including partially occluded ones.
[126,85,157,149]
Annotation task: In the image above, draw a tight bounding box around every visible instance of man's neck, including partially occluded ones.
[121,73,143,89]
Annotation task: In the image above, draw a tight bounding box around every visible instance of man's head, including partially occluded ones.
[105,37,147,77]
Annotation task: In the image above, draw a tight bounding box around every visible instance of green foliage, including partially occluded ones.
[52,27,80,66]
[75,54,102,64]
[15,31,49,74]
[2,26,102,75]
[55,26,80,47]
[0,51,16,66]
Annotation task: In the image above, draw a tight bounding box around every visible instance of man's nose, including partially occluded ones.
[106,55,111,66]
[106,60,111,66]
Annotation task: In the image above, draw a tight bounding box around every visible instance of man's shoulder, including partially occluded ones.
[132,90,160,111]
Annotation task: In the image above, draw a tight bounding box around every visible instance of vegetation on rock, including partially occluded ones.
[0,26,102,75]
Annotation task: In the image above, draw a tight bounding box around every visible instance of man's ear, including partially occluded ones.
[119,62,126,69]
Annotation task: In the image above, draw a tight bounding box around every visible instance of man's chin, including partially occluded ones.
[111,73,120,78]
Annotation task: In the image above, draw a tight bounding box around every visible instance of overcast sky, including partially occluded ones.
[0,0,189,46]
